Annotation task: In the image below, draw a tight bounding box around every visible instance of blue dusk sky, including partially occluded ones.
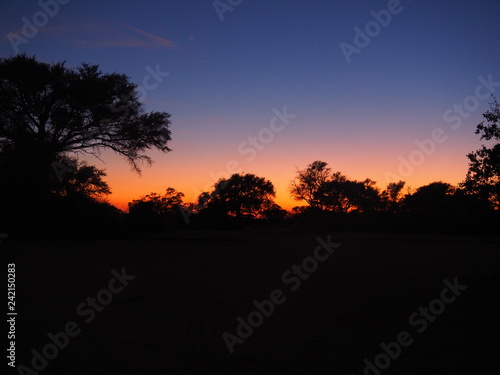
[1,0,499,209]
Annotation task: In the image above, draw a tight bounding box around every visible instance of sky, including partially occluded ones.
[1,0,500,211]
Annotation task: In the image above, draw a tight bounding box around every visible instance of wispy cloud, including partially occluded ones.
[34,19,175,49]
[116,22,174,48]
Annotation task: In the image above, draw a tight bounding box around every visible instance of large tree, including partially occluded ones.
[461,99,500,209]
[0,55,172,232]
[0,54,171,178]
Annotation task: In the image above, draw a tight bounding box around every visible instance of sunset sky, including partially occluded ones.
[1,0,500,211]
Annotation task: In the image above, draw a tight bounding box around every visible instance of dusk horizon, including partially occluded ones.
[2,0,499,212]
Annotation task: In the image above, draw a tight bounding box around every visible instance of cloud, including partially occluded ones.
[116,22,174,48]
[37,20,175,49]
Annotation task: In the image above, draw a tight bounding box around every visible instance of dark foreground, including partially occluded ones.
[3,231,500,374]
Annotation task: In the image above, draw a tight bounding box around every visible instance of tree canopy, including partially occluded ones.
[198,173,277,219]
[53,156,111,199]
[290,160,331,210]
[0,55,172,234]
[461,98,500,209]
[0,54,172,172]
[127,188,185,231]
[291,161,383,213]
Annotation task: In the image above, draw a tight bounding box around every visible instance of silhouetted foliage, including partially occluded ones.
[381,180,406,212]
[198,173,276,221]
[127,188,185,231]
[291,161,383,213]
[0,55,172,173]
[52,156,111,199]
[403,182,455,213]
[49,194,124,238]
[260,202,288,227]
[2,55,498,236]
[318,176,382,213]
[0,55,172,235]
[461,98,500,209]
[287,162,499,234]
[290,160,331,209]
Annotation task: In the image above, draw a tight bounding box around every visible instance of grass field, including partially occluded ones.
[4,230,500,374]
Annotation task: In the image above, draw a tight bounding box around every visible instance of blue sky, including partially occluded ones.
[1,0,499,209]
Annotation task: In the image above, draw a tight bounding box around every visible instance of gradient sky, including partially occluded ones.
[1,0,500,211]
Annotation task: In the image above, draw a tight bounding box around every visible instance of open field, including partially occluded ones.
[3,231,500,374]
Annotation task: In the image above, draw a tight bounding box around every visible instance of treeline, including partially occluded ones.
[0,55,499,237]
[4,151,499,237]
[121,163,498,234]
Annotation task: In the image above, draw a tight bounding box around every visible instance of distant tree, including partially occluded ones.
[199,173,276,219]
[403,182,455,212]
[382,180,406,211]
[291,206,309,215]
[315,171,351,212]
[351,178,383,212]
[290,161,331,209]
[127,188,184,231]
[384,180,406,202]
[461,98,500,209]
[291,162,383,213]
[317,175,382,213]
[261,202,288,221]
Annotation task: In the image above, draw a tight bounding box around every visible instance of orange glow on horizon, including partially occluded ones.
[104,155,470,213]
[86,103,481,214]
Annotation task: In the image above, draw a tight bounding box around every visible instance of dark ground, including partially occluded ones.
[3,230,500,374]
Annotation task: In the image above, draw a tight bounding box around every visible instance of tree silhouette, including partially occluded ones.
[127,188,184,231]
[317,175,382,213]
[0,55,171,185]
[0,55,171,234]
[199,173,276,220]
[261,202,288,222]
[315,171,351,212]
[291,161,382,213]
[290,161,331,209]
[461,98,500,209]
[403,182,455,212]
[53,156,111,199]
[382,180,406,211]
